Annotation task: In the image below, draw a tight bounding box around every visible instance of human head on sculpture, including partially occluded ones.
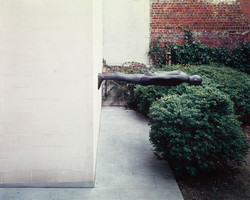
[188,75,202,86]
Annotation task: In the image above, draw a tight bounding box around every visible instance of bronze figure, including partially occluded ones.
[98,70,202,89]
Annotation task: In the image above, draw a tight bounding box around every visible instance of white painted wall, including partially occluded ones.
[0,0,102,187]
[93,0,103,180]
[103,0,150,65]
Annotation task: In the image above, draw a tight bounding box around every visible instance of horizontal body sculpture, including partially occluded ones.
[98,70,202,89]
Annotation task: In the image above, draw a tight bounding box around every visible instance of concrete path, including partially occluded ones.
[0,107,183,200]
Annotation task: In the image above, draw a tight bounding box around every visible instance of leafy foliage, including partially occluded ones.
[132,65,250,122]
[132,85,170,116]
[102,62,249,176]
[148,30,250,73]
[149,86,249,176]
[148,37,167,68]
[231,42,250,73]
[181,64,250,123]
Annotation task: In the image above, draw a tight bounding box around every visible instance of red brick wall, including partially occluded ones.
[150,0,249,48]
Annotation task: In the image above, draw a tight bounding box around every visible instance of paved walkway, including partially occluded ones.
[0,107,183,200]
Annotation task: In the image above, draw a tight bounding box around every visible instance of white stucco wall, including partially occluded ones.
[103,0,150,65]
[93,0,103,179]
[0,0,102,187]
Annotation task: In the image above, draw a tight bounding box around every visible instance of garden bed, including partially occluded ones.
[176,126,250,200]
[177,165,250,200]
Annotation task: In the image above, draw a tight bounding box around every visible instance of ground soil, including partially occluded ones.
[175,125,250,200]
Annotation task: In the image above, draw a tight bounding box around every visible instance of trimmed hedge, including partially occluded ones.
[180,64,250,122]
[149,86,249,175]
[132,65,250,122]
[133,85,170,116]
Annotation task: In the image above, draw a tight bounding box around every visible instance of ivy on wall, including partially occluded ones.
[148,30,250,74]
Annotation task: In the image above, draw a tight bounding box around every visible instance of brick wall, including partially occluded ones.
[150,0,249,48]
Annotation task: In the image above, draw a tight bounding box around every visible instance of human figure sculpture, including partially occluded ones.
[98,70,202,89]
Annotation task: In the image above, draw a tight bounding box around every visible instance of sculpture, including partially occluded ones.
[98,70,202,89]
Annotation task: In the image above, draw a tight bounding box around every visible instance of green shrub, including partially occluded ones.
[182,65,250,122]
[131,66,215,117]
[131,66,197,116]
[231,42,250,74]
[132,65,250,122]
[149,86,249,176]
[171,42,213,65]
[148,31,250,73]
[170,42,250,74]
[169,29,213,65]
[133,85,170,116]
[210,47,232,66]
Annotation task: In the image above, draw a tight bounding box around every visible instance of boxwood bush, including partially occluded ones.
[149,86,249,176]
[181,64,250,122]
[133,85,170,116]
[132,65,250,122]
[133,70,217,115]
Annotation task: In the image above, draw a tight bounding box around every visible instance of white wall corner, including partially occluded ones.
[103,0,150,65]
[93,0,103,184]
